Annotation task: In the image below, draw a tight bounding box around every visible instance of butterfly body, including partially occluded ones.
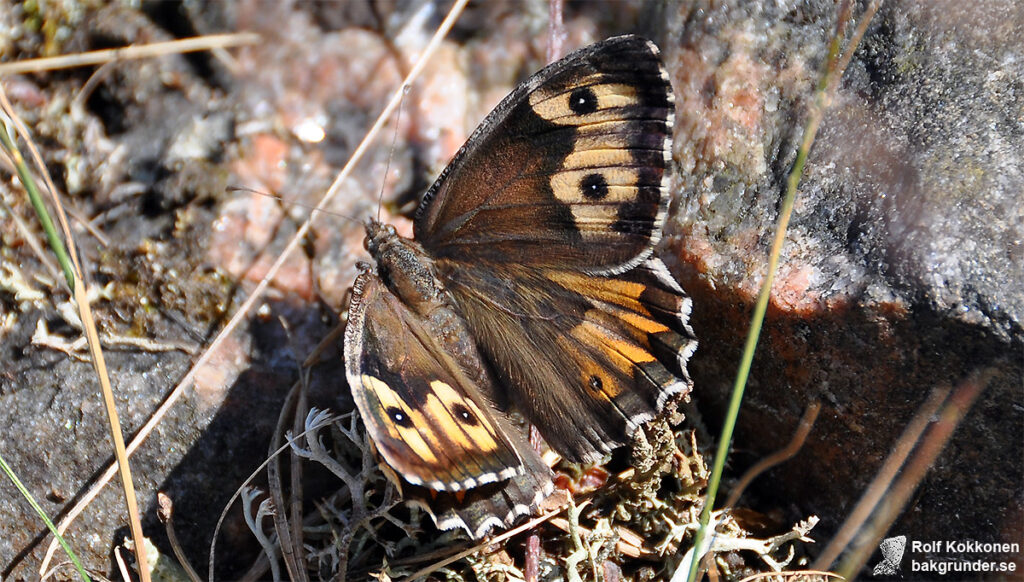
[344,35,697,537]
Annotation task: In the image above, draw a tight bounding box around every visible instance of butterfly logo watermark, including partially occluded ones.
[873,535,907,576]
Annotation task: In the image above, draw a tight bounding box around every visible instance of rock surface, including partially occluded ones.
[664,0,1023,573]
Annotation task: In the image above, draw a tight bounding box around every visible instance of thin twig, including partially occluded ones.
[724,402,821,509]
[0,33,260,76]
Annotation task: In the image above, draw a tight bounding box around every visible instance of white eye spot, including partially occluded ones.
[568,87,598,115]
[386,406,414,427]
[452,403,479,426]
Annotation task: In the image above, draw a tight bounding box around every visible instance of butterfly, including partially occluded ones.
[343,35,696,538]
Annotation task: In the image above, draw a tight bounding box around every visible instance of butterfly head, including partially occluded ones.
[363,218,398,256]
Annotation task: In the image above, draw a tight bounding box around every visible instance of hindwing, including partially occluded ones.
[436,256,696,463]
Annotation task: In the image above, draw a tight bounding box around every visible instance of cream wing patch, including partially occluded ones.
[359,373,517,491]
[528,81,640,124]
[528,80,651,242]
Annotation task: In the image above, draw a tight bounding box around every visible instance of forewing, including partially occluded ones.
[414,35,674,274]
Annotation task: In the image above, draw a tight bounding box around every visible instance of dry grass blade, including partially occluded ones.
[35,2,460,570]
[0,87,152,580]
[0,33,260,76]
[815,369,990,577]
[72,283,151,580]
[208,411,340,580]
[809,387,946,571]
[287,366,311,579]
[266,334,309,582]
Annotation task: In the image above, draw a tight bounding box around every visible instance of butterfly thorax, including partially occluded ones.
[364,219,444,318]
[359,218,505,414]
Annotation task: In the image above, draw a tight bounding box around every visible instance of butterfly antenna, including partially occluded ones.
[377,83,410,223]
[226,186,362,225]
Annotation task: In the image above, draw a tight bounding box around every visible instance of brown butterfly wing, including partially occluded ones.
[414,35,674,274]
[412,35,691,463]
[344,269,529,491]
[436,256,696,463]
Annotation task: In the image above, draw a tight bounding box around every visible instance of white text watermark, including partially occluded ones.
[872,536,1020,578]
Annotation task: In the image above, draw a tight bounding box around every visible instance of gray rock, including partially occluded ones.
[662,0,1022,568]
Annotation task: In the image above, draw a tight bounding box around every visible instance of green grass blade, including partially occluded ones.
[0,120,75,291]
[0,451,92,581]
